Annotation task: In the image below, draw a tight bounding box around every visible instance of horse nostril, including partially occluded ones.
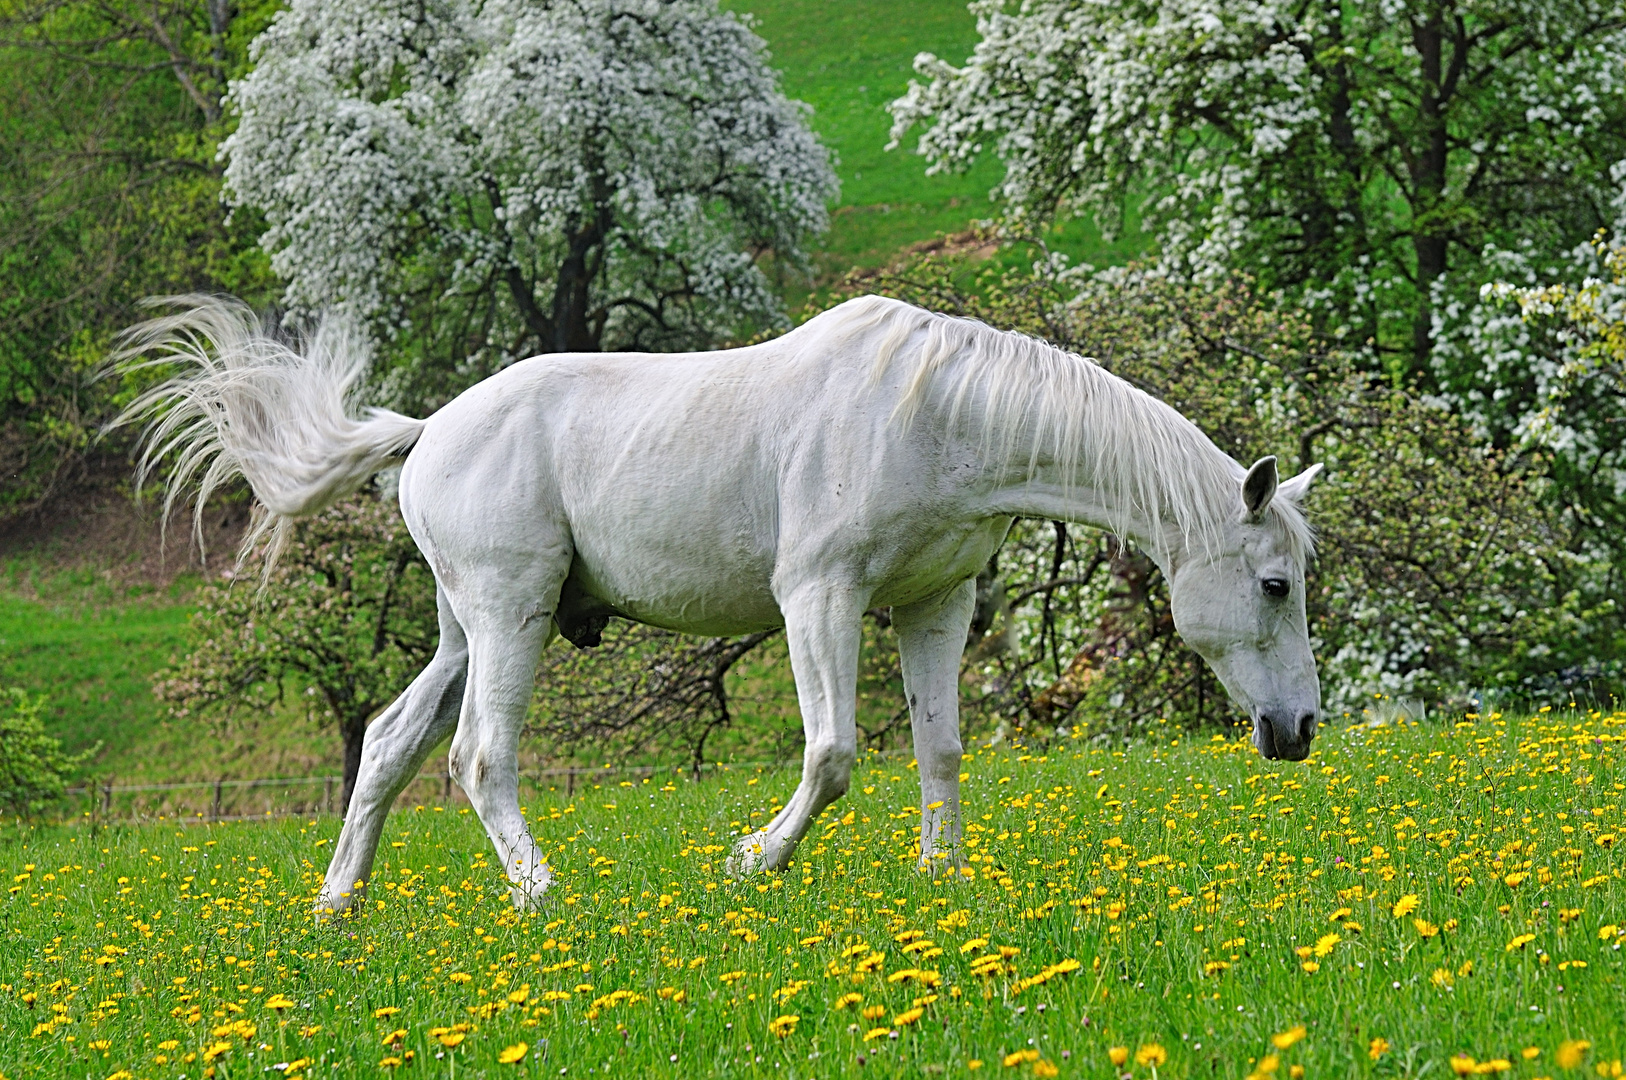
[1297,711,1318,744]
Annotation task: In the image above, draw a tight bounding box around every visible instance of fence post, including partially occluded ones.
[325,777,334,816]
[101,780,112,815]
[442,772,451,803]
[212,779,223,822]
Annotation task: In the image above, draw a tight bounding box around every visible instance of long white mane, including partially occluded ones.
[800,295,1314,558]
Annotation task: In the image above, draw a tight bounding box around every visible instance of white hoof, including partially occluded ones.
[508,867,554,910]
[727,831,775,876]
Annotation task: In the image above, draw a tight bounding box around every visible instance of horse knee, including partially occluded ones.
[807,738,857,801]
[919,739,963,782]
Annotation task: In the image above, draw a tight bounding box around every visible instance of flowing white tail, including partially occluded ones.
[109,296,424,569]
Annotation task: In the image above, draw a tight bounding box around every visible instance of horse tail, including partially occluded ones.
[107,294,426,577]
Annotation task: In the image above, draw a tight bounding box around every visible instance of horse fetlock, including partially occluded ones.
[726,830,783,876]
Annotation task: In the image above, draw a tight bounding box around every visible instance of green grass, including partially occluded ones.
[0,562,339,786]
[4,711,1624,1079]
[728,0,1146,285]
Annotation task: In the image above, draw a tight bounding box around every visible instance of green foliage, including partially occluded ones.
[0,0,280,515]
[0,688,91,818]
[155,494,438,806]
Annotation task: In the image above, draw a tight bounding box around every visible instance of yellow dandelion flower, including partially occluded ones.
[381,1029,407,1045]
[1256,1053,1280,1074]
[373,1006,402,1018]
[1474,1060,1512,1074]
[1414,919,1440,938]
[768,1015,799,1038]
[833,993,863,1009]
[1301,960,1320,973]
[1452,1057,1478,1076]
[1136,1044,1168,1066]
[1524,1049,1543,1061]
[1004,1049,1040,1066]
[894,1007,925,1026]
[1392,895,1421,918]
[1273,1026,1307,1049]
[863,1027,892,1042]
[1371,1038,1391,1060]
[265,994,297,1011]
[861,1005,888,1021]
[1109,1046,1130,1066]
[497,1043,528,1064]
[1314,933,1340,957]
[1558,1041,1591,1070]
[1034,1062,1059,1078]
[1506,934,1536,952]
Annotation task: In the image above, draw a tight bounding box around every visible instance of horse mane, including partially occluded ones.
[797,295,1315,559]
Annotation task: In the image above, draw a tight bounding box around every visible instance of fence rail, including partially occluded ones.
[58,751,911,824]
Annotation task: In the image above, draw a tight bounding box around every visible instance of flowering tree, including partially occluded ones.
[223,0,837,400]
[888,0,1626,377]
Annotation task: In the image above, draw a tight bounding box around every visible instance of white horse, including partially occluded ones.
[115,294,1321,913]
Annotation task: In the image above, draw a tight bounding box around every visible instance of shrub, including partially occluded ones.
[0,688,93,819]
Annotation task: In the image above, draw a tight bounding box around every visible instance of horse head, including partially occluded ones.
[1166,456,1323,761]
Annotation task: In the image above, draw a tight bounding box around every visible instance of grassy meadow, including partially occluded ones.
[4,710,1624,1079]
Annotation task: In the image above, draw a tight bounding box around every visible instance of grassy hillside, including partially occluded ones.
[728,0,1145,280]
[3,713,1622,1078]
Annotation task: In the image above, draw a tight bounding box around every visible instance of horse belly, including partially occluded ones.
[563,493,784,635]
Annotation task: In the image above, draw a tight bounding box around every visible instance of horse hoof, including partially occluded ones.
[728,832,773,876]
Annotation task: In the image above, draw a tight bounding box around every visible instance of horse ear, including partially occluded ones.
[1241,456,1278,521]
[1277,462,1323,503]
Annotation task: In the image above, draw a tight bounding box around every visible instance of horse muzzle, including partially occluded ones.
[1253,709,1318,761]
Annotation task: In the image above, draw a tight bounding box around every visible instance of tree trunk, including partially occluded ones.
[339,714,368,818]
[1408,7,1451,377]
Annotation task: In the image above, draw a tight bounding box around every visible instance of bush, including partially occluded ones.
[0,688,93,819]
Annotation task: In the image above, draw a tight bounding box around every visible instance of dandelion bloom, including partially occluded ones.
[1136,1044,1168,1066]
[1557,1041,1591,1069]
[381,1029,408,1045]
[1109,1046,1130,1066]
[894,1007,925,1026]
[265,994,297,1011]
[1005,1049,1041,1066]
[374,1006,402,1018]
[497,1043,528,1064]
[1506,934,1536,952]
[1451,1056,1478,1075]
[1370,1038,1390,1060]
[1313,933,1340,957]
[1392,895,1421,918]
[1414,919,1440,938]
[1034,1062,1059,1078]
[1273,1027,1307,1049]
[768,1015,799,1038]
[437,1032,466,1048]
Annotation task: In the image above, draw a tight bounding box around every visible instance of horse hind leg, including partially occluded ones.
[447,567,568,909]
[319,587,469,916]
[894,579,975,876]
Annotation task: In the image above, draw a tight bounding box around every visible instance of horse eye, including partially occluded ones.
[1261,578,1290,598]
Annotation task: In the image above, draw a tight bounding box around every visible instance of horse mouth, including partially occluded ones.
[1253,715,1279,759]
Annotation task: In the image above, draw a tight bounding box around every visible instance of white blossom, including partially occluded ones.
[223,0,837,385]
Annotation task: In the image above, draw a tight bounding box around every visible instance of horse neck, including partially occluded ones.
[959,416,1234,574]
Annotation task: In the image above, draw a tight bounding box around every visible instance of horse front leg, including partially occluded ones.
[894,579,976,876]
[729,585,863,875]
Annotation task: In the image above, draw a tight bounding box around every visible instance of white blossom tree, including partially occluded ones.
[889,0,1626,378]
[223,0,837,399]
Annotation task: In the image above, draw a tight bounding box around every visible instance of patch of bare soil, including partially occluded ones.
[0,466,250,590]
